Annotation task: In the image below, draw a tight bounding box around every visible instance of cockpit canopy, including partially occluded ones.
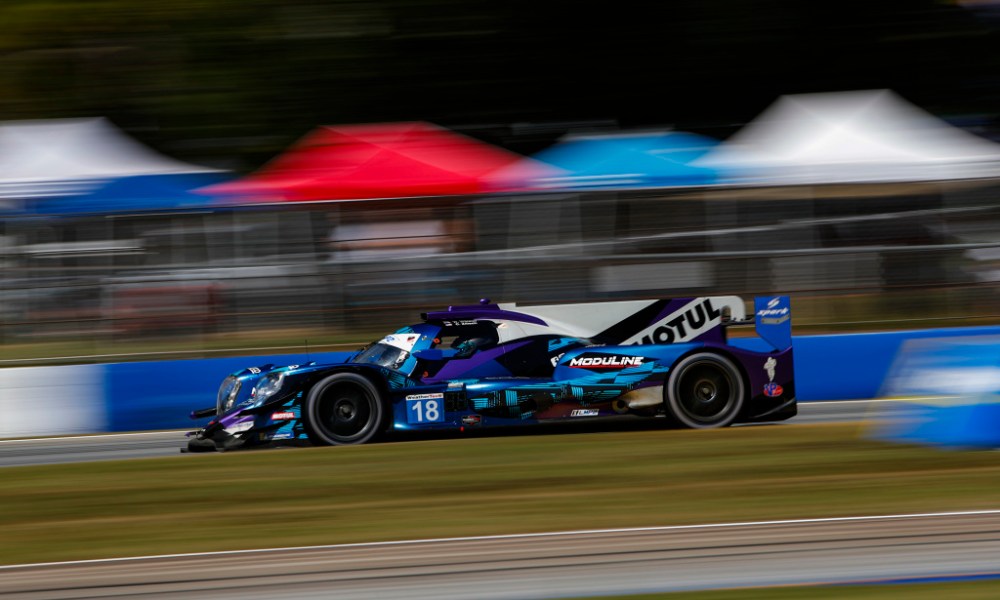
[433,321,500,358]
[350,318,580,381]
[350,321,501,375]
[351,342,412,371]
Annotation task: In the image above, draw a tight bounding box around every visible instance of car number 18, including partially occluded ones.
[406,398,444,423]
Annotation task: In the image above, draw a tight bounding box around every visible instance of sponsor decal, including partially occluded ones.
[462,415,482,426]
[406,392,445,401]
[248,367,261,374]
[272,432,294,440]
[756,297,790,324]
[571,409,600,417]
[448,381,464,388]
[625,298,723,345]
[271,411,295,420]
[441,320,479,327]
[762,357,781,396]
[764,357,777,382]
[387,334,418,344]
[550,352,565,367]
[384,334,420,351]
[568,355,645,369]
[287,365,299,370]
[763,382,784,397]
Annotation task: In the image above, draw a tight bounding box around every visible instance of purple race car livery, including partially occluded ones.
[186,295,795,451]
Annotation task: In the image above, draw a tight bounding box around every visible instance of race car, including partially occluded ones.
[186,295,795,451]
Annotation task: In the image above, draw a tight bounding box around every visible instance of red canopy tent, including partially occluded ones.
[203,122,548,202]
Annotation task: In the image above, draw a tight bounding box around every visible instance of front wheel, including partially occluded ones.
[304,373,386,445]
[665,353,745,429]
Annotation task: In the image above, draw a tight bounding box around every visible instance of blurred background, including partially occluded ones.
[5,0,1000,364]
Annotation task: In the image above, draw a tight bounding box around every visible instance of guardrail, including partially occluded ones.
[4,325,1000,438]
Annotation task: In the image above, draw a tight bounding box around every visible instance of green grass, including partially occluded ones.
[572,580,1000,599]
[3,423,1000,565]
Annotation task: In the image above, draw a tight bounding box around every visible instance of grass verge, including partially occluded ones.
[3,423,1000,565]
[571,579,1000,599]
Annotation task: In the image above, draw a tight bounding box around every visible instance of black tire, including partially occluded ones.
[665,352,745,429]
[304,373,386,445]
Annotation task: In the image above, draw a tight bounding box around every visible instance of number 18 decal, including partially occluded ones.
[406,394,444,424]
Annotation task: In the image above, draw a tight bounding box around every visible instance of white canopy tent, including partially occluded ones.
[695,89,1000,185]
[0,117,213,203]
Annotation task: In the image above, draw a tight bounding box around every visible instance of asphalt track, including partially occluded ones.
[4,401,995,599]
[4,511,1000,599]
[0,400,876,468]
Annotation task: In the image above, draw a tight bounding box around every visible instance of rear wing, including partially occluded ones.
[751,295,792,351]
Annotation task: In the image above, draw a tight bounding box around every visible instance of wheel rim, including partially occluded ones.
[676,361,737,424]
[316,384,377,442]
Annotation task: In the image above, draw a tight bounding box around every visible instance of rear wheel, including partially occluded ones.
[665,353,745,428]
[304,373,385,445]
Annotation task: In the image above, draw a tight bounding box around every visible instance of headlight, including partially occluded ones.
[254,372,284,403]
[217,376,241,414]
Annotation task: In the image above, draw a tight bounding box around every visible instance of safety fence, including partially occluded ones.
[5,186,1000,353]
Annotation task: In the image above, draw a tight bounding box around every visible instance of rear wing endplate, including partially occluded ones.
[753,295,792,351]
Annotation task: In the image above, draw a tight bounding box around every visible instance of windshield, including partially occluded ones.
[351,342,410,370]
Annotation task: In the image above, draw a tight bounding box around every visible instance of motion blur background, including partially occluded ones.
[5,0,1000,363]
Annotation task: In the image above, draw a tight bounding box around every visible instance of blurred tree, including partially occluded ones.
[0,0,996,168]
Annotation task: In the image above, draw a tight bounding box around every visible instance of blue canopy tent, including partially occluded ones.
[527,131,720,189]
[29,173,230,216]
[0,118,222,217]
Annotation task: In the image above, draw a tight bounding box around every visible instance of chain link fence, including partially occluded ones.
[3,182,1000,364]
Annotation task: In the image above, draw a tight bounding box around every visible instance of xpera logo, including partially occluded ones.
[756,297,789,320]
[568,354,645,369]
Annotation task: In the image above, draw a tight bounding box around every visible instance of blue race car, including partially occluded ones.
[186,295,795,451]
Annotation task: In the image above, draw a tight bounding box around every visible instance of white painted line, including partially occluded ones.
[0,430,185,444]
[800,399,888,406]
[3,508,999,571]
[804,397,949,405]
